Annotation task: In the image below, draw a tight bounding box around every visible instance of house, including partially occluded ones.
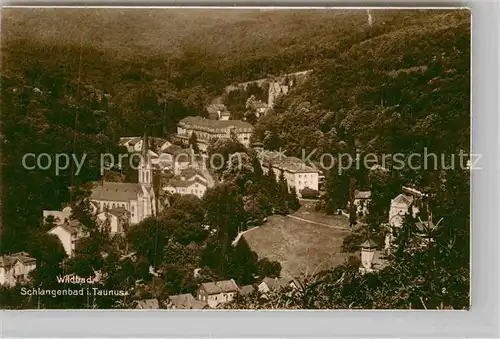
[388,186,426,227]
[0,252,37,286]
[259,150,319,196]
[119,137,142,153]
[246,95,268,117]
[258,277,290,294]
[167,293,208,309]
[176,116,253,151]
[359,239,388,275]
[96,207,129,234]
[136,298,160,309]
[156,145,188,173]
[353,190,371,216]
[149,137,171,153]
[120,136,168,158]
[206,103,230,120]
[163,178,207,199]
[197,279,239,308]
[48,220,88,257]
[43,206,72,225]
[239,284,256,296]
[179,168,207,184]
[90,134,156,225]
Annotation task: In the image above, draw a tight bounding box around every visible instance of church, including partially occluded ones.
[90,134,156,225]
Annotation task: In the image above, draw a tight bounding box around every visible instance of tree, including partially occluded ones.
[300,187,319,199]
[27,231,66,266]
[189,132,200,154]
[206,138,247,177]
[127,217,169,266]
[257,258,282,278]
[274,171,290,215]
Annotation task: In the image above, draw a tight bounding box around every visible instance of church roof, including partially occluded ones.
[90,182,140,202]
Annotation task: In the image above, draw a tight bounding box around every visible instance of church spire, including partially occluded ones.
[141,131,149,157]
[139,130,152,187]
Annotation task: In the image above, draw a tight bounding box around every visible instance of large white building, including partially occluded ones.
[90,134,156,225]
[176,116,253,152]
[259,150,319,197]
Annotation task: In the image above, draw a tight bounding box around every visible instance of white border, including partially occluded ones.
[1,1,498,338]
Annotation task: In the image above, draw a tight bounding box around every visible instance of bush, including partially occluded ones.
[300,187,319,199]
[341,232,365,253]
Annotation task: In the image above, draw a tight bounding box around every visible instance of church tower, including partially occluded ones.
[139,132,152,187]
[137,132,155,221]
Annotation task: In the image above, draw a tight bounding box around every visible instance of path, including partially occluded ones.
[231,226,261,246]
[232,211,351,246]
[286,214,351,231]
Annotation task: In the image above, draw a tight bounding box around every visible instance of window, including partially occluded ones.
[132,206,134,212]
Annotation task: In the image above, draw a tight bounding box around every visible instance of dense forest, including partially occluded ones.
[1,8,470,309]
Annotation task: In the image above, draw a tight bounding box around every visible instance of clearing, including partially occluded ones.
[243,208,352,279]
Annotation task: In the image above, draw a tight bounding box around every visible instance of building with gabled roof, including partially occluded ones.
[163,177,208,199]
[179,168,207,182]
[136,298,160,309]
[388,187,424,228]
[197,279,239,308]
[258,277,290,294]
[167,293,208,309]
[206,103,230,120]
[239,284,256,296]
[0,252,37,286]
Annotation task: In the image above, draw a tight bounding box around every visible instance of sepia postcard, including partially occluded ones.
[0,7,470,310]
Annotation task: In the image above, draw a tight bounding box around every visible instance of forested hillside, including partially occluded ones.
[1,9,470,309]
